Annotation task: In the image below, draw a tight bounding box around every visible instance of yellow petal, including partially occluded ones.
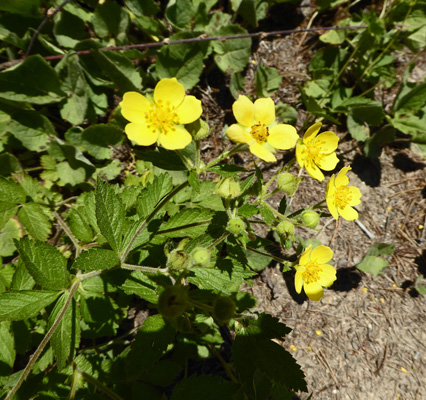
[295,140,306,168]
[125,122,158,146]
[158,125,192,150]
[311,245,333,264]
[233,95,255,127]
[304,282,324,301]
[226,124,252,144]
[348,186,362,206]
[299,244,313,266]
[253,97,275,125]
[316,131,339,152]
[295,270,303,294]
[326,195,339,220]
[303,122,322,143]
[120,92,151,123]
[249,142,276,162]
[305,163,325,181]
[177,95,202,124]
[317,264,337,287]
[268,124,299,150]
[154,78,185,109]
[317,152,339,171]
[339,205,359,221]
[335,166,351,187]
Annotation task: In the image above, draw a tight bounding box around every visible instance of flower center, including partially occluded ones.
[145,99,179,134]
[335,186,352,209]
[302,261,321,285]
[250,123,269,144]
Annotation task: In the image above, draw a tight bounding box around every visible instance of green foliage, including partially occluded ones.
[356,243,395,277]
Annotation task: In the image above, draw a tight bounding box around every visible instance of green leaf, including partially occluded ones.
[212,25,251,74]
[11,261,35,291]
[0,55,65,104]
[0,321,15,375]
[0,0,41,16]
[142,359,182,387]
[187,259,255,295]
[0,219,20,257]
[229,72,245,100]
[49,293,80,371]
[356,256,389,277]
[171,375,237,400]
[120,270,158,304]
[136,148,187,171]
[125,314,175,378]
[95,179,126,252]
[366,243,395,256]
[15,238,70,290]
[0,290,60,321]
[72,248,120,272]
[236,0,258,27]
[124,0,160,16]
[319,29,346,44]
[17,203,51,241]
[67,206,94,243]
[0,177,27,204]
[92,1,129,43]
[275,103,298,125]
[393,82,426,114]
[259,203,275,225]
[165,0,195,29]
[255,62,282,97]
[6,110,54,151]
[157,208,213,238]
[53,10,88,48]
[65,124,123,160]
[136,174,174,218]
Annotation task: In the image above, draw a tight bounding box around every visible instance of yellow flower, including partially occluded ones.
[325,166,362,221]
[119,78,202,150]
[226,95,298,162]
[296,122,339,181]
[295,244,336,301]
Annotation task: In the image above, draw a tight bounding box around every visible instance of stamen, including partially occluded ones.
[250,123,269,143]
[335,186,352,209]
[145,102,180,134]
[303,261,321,284]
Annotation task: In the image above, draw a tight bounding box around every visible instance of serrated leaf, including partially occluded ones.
[0,55,65,104]
[125,314,175,378]
[136,148,187,171]
[11,261,35,291]
[187,171,200,193]
[260,203,275,225]
[17,203,51,241]
[137,174,173,218]
[56,161,87,186]
[95,179,126,252]
[15,238,70,290]
[157,208,213,238]
[187,258,255,295]
[120,270,158,304]
[67,206,94,243]
[171,375,237,400]
[393,82,426,113]
[0,321,15,375]
[0,290,60,321]
[0,177,26,204]
[0,218,20,257]
[356,255,389,277]
[49,293,80,371]
[72,248,120,272]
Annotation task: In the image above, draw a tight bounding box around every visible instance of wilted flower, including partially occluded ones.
[295,244,336,301]
[325,166,362,220]
[296,122,339,181]
[120,78,202,150]
[226,95,298,162]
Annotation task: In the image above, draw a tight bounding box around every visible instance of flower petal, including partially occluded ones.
[326,194,339,220]
[268,124,299,150]
[158,125,192,150]
[233,95,255,127]
[254,97,275,125]
[177,95,202,124]
[295,140,306,168]
[295,270,304,294]
[317,264,337,287]
[335,166,351,187]
[316,131,339,152]
[311,245,333,264]
[249,142,276,162]
[299,244,313,266]
[316,152,339,171]
[120,92,151,123]
[339,205,359,221]
[154,78,185,109]
[226,124,252,144]
[348,186,362,206]
[305,162,325,181]
[125,122,158,146]
[303,122,321,143]
[304,282,324,301]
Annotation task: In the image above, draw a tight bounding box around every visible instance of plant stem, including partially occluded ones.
[206,343,238,384]
[201,143,245,173]
[76,367,125,400]
[120,181,189,263]
[246,245,289,264]
[54,210,82,257]
[207,232,230,250]
[121,263,168,274]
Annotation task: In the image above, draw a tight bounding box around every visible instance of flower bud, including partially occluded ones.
[191,247,211,267]
[277,172,301,196]
[187,119,210,140]
[276,220,295,240]
[158,286,188,319]
[215,178,241,199]
[213,296,236,323]
[227,217,246,235]
[302,210,320,229]
[167,248,191,270]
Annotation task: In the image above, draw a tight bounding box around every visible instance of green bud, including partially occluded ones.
[187,119,210,140]
[227,217,246,235]
[213,296,236,323]
[167,248,191,270]
[277,172,301,196]
[215,178,241,199]
[302,210,320,229]
[158,286,188,319]
[191,247,211,267]
[276,220,295,240]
